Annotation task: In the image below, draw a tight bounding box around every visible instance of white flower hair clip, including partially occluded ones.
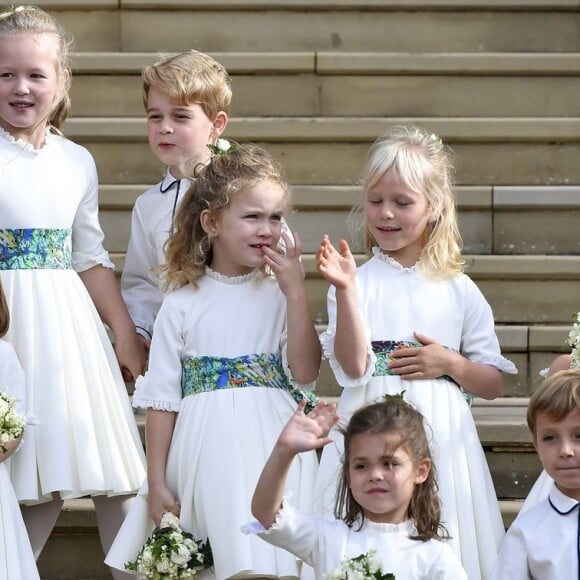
[207,138,234,157]
[567,311,580,369]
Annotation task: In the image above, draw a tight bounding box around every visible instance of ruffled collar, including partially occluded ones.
[204,266,262,285]
[0,125,52,153]
[360,518,416,535]
[372,247,420,273]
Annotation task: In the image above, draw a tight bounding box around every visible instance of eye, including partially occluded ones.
[270,214,282,222]
[244,214,258,220]
[384,460,397,469]
[174,114,191,120]
[30,73,47,79]
[147,113,162,121]
[367,198,382,206]
[396,199,413,207]
[0,72,13,78]
[541,434,555,442]
[353,463,366,471]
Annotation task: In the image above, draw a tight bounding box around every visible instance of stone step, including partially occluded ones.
[62,117,580,186]
[45,3,579,53]
[99,184,580,256]
[69,52,580,118]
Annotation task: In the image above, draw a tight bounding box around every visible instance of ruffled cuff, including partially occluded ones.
[132,375,181,412]
[472,355,518,375]
[319,328,376,388]
[72,251,115,272]
[241,495,294,536]
[281,343,317,391]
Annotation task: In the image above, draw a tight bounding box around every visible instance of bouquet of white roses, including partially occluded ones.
[0,389,25,454]
[567,311,580,369]
[324,549,395,580]
[125,512,212,579]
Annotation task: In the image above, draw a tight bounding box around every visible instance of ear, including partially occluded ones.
[210,111,228,140]
[200,209,220,236]
[414,458,431,485]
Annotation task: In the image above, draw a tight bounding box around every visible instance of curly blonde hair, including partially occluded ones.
[351,125,464,279]
[0,5,72,130]
[142,50,232,120]
[162,143,289,290]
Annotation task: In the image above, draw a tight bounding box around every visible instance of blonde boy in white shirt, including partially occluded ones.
[121,51,230,343]
[490,369,580,580]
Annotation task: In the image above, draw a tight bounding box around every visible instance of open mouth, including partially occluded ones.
[10,101,33,109]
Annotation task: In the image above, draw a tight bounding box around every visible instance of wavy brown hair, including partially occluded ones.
[0,5,72,131]
[335,398,449,541]
[0,279,9,338]
[162,143,289,290]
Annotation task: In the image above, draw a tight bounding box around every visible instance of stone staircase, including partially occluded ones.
[34,0,580,577]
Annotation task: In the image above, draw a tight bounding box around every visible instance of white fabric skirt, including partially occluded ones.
[0,463,39,579]
[518,470,552,517]
[107,387,319,579]
[1,269,145,503]
[313,377,504,580]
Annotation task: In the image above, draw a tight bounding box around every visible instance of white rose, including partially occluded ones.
[170,544,190,567]
[156,557,171,573]
[215,139,231,153]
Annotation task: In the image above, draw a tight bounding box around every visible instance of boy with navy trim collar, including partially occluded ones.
[490,369,580,580]
[121,51,231,344]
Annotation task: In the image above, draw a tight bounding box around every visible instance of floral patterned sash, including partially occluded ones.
[181,353,319,411]
[0,228,72,270]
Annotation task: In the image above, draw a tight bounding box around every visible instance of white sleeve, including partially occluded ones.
[461,277,517,374]
[71,151,114,272]
[319,284,376,388]
[489,522,532,580]
[132,293,184,412]
[429,543,468,580]
[121,200,164,339]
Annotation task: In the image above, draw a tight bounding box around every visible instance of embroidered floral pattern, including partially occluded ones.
[0,228,72,270]
[371,340,473,406]
[181,353,319,412]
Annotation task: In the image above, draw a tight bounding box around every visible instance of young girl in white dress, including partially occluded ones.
[106,143,322,579]
[247,397,467,579]
[0,7,146,578]
[0,280,39,580]
[313,126,517,580]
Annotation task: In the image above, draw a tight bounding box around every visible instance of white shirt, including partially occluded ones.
[490,483,580,580]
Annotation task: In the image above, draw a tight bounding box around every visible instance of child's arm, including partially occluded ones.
[145,408,179,525]
[252,401,338,529]
[317,236,368,378]
[263,232,321,383]
[547,354,572,375]
[79,265,147,381]
[0,435,22,463]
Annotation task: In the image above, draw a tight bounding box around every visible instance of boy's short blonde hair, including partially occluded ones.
[527,369,580,438]
[142,50,232,120]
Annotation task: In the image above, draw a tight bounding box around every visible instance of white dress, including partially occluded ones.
[244,499,467,579]
[490,483,579,580]
[121,170,193,340]
[315,249,517,580]
[106,269,319,579]
[0,340,39,580]
[0,128,145,503]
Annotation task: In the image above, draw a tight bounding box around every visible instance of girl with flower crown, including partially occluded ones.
[246,397,467,579]
[106,143,322,579]
[0,279,39,580]
[312,126,518,580]
[0,6,146,578]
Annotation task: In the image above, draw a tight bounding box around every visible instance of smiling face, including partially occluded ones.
[146,86,226,178]
[347,432,430,524]
[535,409,580,501]
[0,32,63,148]
[365,167,431,268]
[204,179,286,277]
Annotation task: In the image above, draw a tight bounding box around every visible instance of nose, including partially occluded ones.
[159,123,173,135]
[381,205,395,219]
[368,464,385,481]
[559,439,574,457]
[257,220,273,238]
[14,77,30,95]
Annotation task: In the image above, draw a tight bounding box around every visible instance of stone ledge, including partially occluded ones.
[63,117,580,142]
[494,186,580,208]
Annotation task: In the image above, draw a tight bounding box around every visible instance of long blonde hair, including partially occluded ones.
[353,125,464,279]
[0,5,72,131]
[162,143,289,290]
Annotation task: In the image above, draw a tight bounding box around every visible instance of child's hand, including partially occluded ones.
[277,400,339,456]
[388,332,452,380]
[262,231,305,298]
[148,482,180,526]
[316,235,357,290]
[115,330,148,382]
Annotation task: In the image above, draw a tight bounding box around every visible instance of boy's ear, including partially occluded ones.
[200,209,220,236]
[211,111,228,139]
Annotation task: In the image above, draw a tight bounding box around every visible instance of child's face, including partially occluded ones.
[535,409,580,500]
[347,432,429,524]
[146,86,223,178]
[207,179,286,277]
[365,167,430,267]
[0,32,62,148]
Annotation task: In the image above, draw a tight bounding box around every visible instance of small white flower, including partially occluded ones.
[160,511,181,530]
[215,138,231,153]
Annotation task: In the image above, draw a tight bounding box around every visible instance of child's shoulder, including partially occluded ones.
[49,132,94,163]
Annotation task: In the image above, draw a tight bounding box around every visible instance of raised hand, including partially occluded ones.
[277,400,339,456]
[316,235,357,290]
[262,231,305,298]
